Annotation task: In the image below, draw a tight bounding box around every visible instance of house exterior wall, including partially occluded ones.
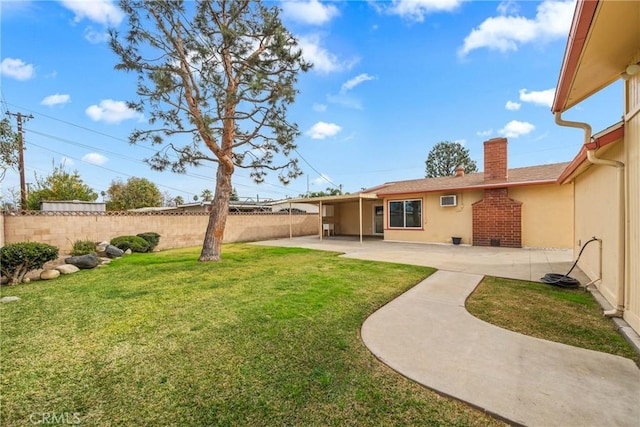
[382,185,572,248]
[332,200,378,236]
[383,191,483,244]
[509,183,574,248]
[422,191,482,245]
[573,142,624,314]
[624,51,640,332]
[1,212,317,254]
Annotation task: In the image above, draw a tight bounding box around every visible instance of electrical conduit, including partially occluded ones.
[554,113,626,317]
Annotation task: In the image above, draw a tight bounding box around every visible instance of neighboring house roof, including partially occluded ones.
[557,121,624,184]
[373,162,570,197]
[552,0,640,113]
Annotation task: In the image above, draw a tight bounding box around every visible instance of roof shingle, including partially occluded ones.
[370,162,570,196]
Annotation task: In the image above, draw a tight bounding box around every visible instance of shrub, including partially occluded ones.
[71,240,96,256]
[1,242,59,285]
[110,236,150,253]
[136,232,161,252]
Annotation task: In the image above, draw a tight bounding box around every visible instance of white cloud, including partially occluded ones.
[82,153,108,165]
[61,157,74,167]
[499,120,535,138]
[312,174,333,186]
[85,99,142,124]
[388,0,463,22]
[60,0,123,26]
[505,100,521,111]
[0,58,35,81]
[519,88,555,107]
[307,121,342,140]
[312,103,327,112]
[477,129,493,137]
[497,0,520,16]
[41,93,71,107]
[326,93,363,110]
[282,0,339,25]
[84,26,110,44]
[298,34,357,74]
[459,0,574,56]
[340,73,375,94]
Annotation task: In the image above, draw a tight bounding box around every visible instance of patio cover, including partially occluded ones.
[285,193,381,243]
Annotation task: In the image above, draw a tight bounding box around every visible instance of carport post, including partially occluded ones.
[319,200,323,241]
[359,197,363,244]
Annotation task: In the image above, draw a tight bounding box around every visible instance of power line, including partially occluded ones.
[6,101,328,196]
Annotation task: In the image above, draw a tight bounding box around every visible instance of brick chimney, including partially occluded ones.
[455,166,465,177]
[484,137,508,182]
[472,137,522,248]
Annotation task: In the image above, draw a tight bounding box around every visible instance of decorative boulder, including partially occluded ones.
[40,269,61,280]
[125,249,132,255]
[65,253,99,269]
[55,264,80,275]
[105,245,124,258]
[95,241,109,256]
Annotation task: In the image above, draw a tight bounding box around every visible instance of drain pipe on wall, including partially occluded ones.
[554,113,626,317]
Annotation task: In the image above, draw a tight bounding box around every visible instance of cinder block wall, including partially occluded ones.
[1,212,317,254]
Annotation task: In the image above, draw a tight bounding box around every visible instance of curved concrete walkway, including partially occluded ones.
[361,270,640,426]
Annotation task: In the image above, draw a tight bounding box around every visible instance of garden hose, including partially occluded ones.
[541,237,599,288]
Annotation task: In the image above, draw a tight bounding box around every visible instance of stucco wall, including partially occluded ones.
[1,212,317,254]
[573,142,624,308]
[333,200,379,236]
[383,191,483,245]
[382,185,572,248]
[509,183,574,248]
[624,53,640,332]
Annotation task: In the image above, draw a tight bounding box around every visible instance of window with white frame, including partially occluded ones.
[388,199,422,229]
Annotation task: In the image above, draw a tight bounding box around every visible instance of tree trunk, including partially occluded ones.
[199,159,233,262]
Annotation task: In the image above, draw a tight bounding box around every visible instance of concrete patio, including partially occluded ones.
[253,236,590,283]
[254,236,640,426]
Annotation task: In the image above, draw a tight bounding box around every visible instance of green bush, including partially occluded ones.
[136,232,161,252]
[71,240,96,256]
[110,236,150,253]
[1,242,59,285]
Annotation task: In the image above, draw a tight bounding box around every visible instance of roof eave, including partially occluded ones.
[552,0,599,113]
[376,179,560,197]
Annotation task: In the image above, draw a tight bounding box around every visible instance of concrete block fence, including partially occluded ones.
[0,211,317,254]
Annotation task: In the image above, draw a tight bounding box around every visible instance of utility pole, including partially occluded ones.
[7,112,33,210]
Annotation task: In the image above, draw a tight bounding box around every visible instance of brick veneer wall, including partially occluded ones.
[1,212,317,254]
[472,188,522,248]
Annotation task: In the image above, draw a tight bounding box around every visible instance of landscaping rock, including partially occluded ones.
[0,296,19,303]
[105,245,124,258]
[55,264,80,275]
[96,241,109,256]
[65,253,99,269]
[40,269,61,280]
[125,249,132,255]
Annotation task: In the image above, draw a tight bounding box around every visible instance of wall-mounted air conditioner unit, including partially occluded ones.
[440,195,457,207]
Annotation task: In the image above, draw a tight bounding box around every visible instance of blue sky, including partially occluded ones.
[0,0,622,204]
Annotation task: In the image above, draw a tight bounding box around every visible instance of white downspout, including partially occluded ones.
[554,113,626,317]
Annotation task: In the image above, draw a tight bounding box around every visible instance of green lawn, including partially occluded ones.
[466,276,638,363]
[1,245,504,426]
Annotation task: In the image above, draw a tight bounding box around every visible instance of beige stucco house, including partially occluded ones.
[297,137,574,249]
[552,0,640,333]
